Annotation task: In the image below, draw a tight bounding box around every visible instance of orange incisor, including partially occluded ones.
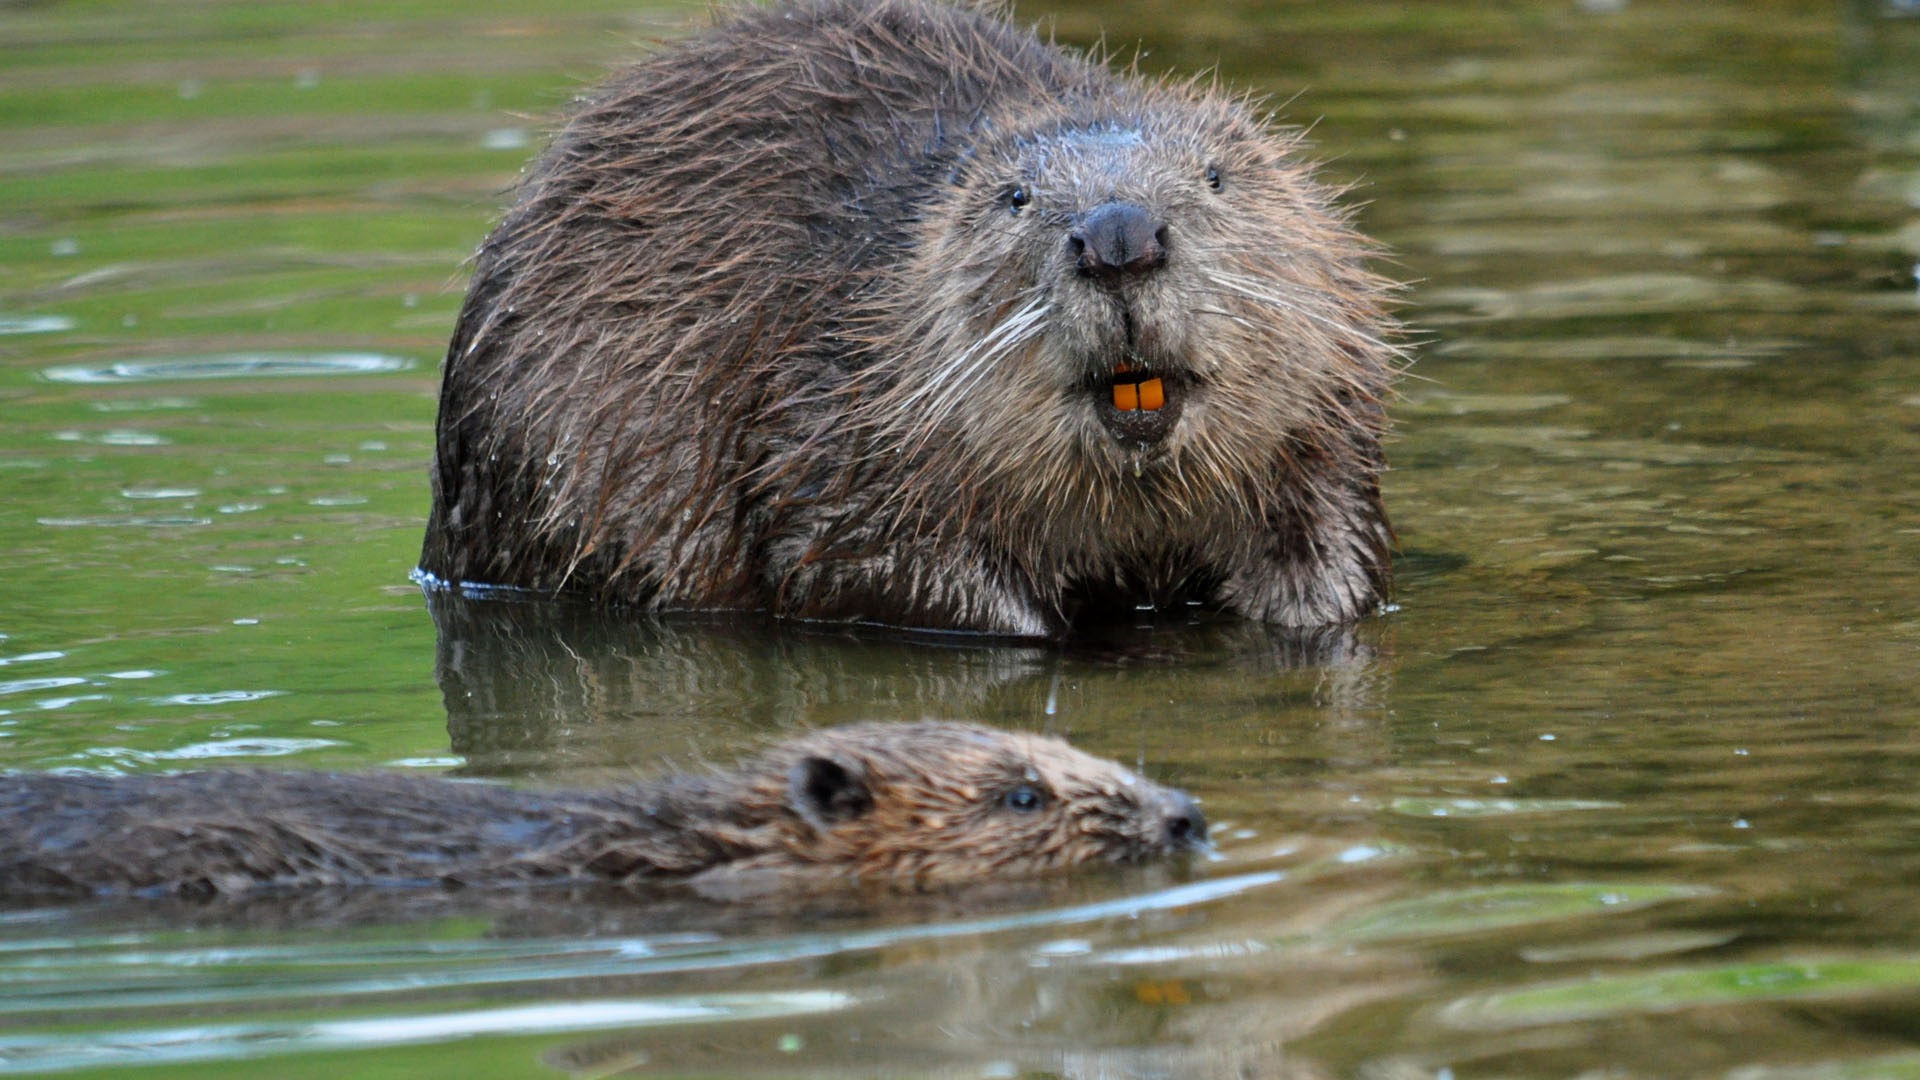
[1110,361,1165,412]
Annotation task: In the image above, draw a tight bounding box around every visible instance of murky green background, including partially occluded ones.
[3,0,1919,1075]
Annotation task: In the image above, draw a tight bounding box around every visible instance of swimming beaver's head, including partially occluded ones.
[731,722,1205,885]
[871,89,1396,523]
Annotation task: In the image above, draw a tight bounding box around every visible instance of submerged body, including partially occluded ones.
[421,0,1400,637]
[0,723,1203,900]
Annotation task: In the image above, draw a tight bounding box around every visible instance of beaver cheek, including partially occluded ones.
[794,820,871,869]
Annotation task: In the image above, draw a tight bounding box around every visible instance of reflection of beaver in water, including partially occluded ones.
[0,723,1204,900]
[419,0,1400,637]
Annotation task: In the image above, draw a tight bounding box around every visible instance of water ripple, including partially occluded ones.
[0,992,850,1075]
[1440,956,1920,1030]
[0,871,1285,1017]
[150,737,336,760]
[48,431,168,447]
[36,516,209,528]
[0,678,87,698]
[1391,797,1624,817]
[0,315,75,335]
[119,488,199,500]
[151,690,284,706]
[41,352,413,385]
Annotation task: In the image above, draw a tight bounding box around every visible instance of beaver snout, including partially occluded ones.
[1069,202,1169,283]
[1162,791,1208,851]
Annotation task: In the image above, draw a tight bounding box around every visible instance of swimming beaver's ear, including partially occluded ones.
[788,756,875,830]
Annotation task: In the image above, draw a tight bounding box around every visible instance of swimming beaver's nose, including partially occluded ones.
[1069,203,1169,282]
[1164,792,1207,849]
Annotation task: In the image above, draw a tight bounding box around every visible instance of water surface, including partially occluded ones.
[2,0,1919,1076]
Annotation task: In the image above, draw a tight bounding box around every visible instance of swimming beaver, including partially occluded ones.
[0,723,1204,900]
[420,0,1401,636]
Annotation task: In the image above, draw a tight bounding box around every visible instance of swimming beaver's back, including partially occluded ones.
[1,769,589,897]
[1,723,1204,899]
[422,0,1399,636]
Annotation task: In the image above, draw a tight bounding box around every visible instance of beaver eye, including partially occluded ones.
[1007,186,1030,214]
[1001,783,1048,813]
[1205,165,1224,192]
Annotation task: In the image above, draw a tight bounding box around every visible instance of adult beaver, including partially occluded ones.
[0,723,1204,900]
[420,0,1400,637]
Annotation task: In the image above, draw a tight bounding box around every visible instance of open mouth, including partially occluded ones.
[1091,359,1183,447]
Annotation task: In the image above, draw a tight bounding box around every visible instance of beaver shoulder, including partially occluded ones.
[420,0,1401,637]
[0,723,1204,900]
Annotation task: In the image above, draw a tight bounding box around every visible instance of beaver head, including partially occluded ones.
[716,722,1206,886]
[868,89,1396,531]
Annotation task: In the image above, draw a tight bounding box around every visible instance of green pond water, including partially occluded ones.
[3,0,1919,1075]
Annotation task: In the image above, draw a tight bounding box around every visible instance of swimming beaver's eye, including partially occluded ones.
[1002,783,1048,813]
[1007,186,1030,214]
[1205,165,1224,192]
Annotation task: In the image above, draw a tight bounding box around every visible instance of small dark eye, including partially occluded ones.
[1002,783,1047,813]
[1008,186,1030,214]
[1205,165,1223,191]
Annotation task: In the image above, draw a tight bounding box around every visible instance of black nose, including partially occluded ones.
[1069,202,1169,282]
[1164,792,1207,849]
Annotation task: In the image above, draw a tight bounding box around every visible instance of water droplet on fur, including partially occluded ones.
[1130,452,1144,478]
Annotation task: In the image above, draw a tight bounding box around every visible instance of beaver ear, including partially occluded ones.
[788,756,875,829]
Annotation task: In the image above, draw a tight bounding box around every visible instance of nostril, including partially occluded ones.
[1165,794,1207,848]
[1153,224,1170,253]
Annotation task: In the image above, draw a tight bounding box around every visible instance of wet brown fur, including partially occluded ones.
[0,723,1203,900]
[420,0,1401,637]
